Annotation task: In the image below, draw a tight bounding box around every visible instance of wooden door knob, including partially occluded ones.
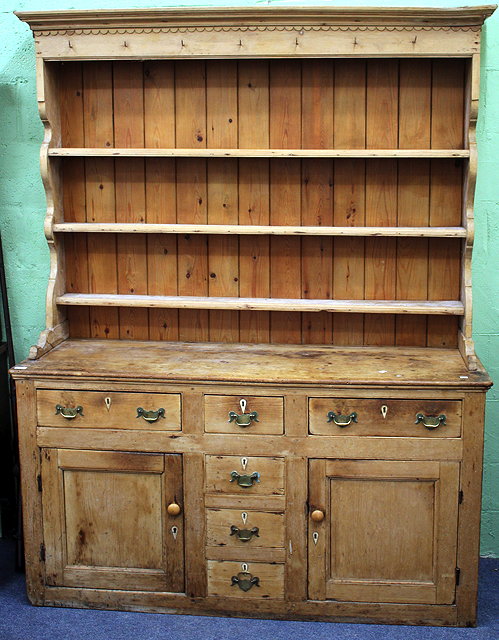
[311,509,325,522]
[167,502,181,516]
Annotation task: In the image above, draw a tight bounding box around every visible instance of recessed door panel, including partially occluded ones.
[308,459,459,604]
[42,449,184,592]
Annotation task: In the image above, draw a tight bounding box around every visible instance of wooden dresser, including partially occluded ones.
[12,6,494,626]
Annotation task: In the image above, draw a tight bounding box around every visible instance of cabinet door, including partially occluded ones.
[41,449,184,592]
[308,459,459,605]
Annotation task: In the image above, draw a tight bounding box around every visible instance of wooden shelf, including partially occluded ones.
[56,294,464,316]
[53,223,467,237]
[47,148,470,159]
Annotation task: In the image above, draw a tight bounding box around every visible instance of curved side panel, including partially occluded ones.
[31,58,67,359]
[459,53,480,371]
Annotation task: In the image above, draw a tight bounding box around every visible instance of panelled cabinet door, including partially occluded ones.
[41,449,184,592]
[308,459,459,605]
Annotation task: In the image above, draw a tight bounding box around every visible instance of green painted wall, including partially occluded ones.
[1,1,498,555]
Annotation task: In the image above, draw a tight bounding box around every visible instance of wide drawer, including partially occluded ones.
[37,390,181,430]
[206,508,285,549]
[207,560,284,599]
[204,395,284,434]
[309,398,461,437]
[205,455,285,496]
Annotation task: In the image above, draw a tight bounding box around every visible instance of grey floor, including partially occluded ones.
[1,540,498,640]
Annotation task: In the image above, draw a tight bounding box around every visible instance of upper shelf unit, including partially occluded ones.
[17,5,495,367]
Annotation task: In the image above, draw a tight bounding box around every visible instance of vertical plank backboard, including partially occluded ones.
[239,61,270,342]
[113,61,149,340]
[333,60,366,345]
[270,61,302,343]
[365,60,399,345]
[82,63,119,338]
[207,62,239,342]
[175,61,209,341]
[144,61,178,340]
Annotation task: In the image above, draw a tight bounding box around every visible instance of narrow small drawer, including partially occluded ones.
[309,398,461,437]
[205,455,285,496]
[206,508,285,549]
[204,395,283,434]
[207,560,284,599]
[37,390,181,430]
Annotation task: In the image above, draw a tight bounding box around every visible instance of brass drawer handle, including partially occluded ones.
[55,404,84,420]
[230,471,260,488]
[230,525,260,542]
[228,398,259,428]
[231,570,260,592]
[415,413,446,430]
[327,411,358,427]
[136,407,165,422]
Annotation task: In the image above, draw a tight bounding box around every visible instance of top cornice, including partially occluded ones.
[15,6,498,31]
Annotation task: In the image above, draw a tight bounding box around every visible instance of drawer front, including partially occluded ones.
[204,395,284,434]
[207,560,284,599]
[37,390,181,430]
[309,398,461,437]
[205,456,285,496]
[206,509,285,549]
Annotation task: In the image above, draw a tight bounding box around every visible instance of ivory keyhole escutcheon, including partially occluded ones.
[240,398,247,414]
[313,532,319,545]
[381,405,388,419]
[171,526,178,541]
[241,457,248,470]
[241,512,248,525]
[104,397,111,412]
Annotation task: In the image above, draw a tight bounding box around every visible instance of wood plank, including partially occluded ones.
[176,160,209,341]
[15,339,490,388]
[113,61,148,340]
[238,61,270,342]
[57,293,464,315]
[364,161,397,345]
[144,61,179,340]
[41,449,64,586]
[49,148,470,158]
[428,60,465,349]
[432,60,465,150]
[175,60,209,341]
[301,159,333,344]
[308,459,326,600]
[399,59,431,149]
[54,223,467,237]
[365,59,399,345]
[269,61,302,342]
[16,380,46,602]
[435,462,460,604]
[82,62,119,338]
[164,454,185,593]
[286,456,308,601]
[396,161,430,346]
[332,59,367,344]
[301,60,334,150]
[334,60,366,150]
[59,62,87,339]
[206,60,239,341]
[175,60,207,148]
[238,60,269,149]
[456,393,486,625]
[183,453,206,597]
